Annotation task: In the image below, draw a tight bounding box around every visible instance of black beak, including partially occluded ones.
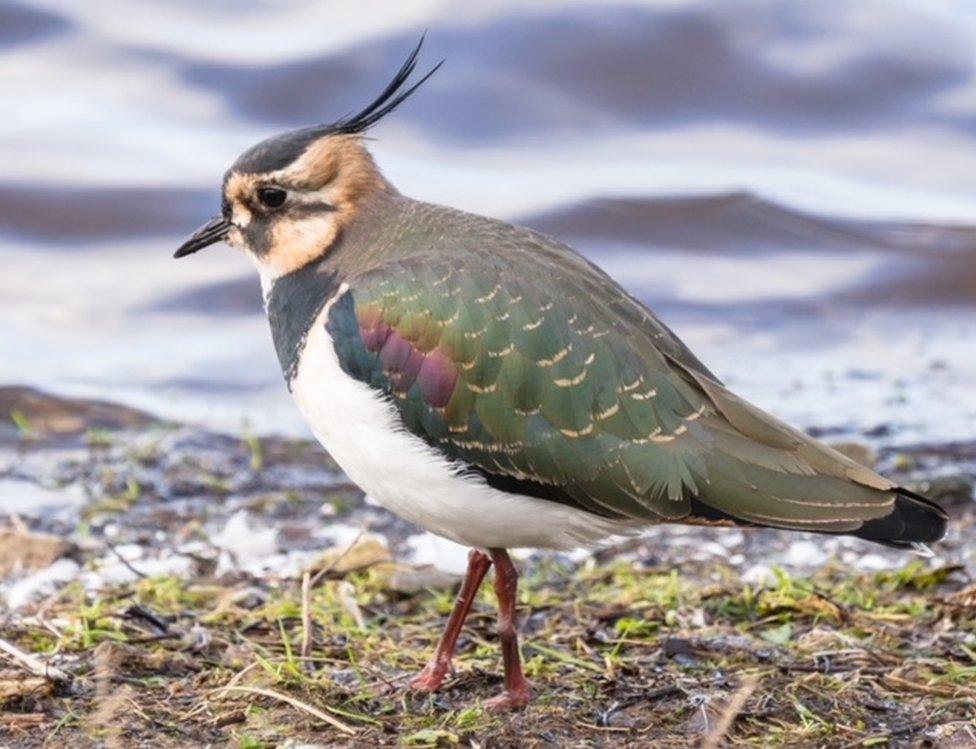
[173,216,231,258]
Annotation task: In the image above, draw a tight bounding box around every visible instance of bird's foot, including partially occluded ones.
[485,680,531,712]
[408,661,450,692]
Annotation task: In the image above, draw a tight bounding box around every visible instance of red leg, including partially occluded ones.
[485,549,532,711]
[409,548,492,692]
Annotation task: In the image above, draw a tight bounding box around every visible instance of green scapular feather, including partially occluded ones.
[317,205,944,543]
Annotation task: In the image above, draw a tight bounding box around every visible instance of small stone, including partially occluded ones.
[373,562,459,595]
[211,511,277,562]
[782,540,827,568]
[857,553,894,572]
[0,526,70,577]
[828,441,876,468]
[742,563,773,585]
[908,475,974,509]
[305,536,390,576]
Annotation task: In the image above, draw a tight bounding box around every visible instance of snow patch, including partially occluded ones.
[1,558,80,611]
[406,533,472,576]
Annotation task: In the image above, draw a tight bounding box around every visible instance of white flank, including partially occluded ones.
[289,296,638,550]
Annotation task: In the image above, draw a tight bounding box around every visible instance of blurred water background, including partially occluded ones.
[2,0,975,445]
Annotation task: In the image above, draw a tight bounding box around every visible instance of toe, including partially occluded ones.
[485,684,532,712]
[408,663,448,692]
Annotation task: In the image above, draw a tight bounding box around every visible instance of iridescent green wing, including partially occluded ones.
[327,252,906,532]
[327,255,712,521]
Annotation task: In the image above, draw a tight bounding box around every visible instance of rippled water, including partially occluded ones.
[2,0,975,444]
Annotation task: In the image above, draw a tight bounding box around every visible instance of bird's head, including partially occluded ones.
[174,37,440,280]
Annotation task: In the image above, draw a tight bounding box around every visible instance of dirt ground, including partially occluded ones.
[1,387,975,748]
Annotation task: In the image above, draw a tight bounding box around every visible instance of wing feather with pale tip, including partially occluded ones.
[316,217,946,548]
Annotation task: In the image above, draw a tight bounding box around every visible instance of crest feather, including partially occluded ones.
[329,33,442,135]
[231,34,441,175]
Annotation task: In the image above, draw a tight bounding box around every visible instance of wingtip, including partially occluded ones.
[910,542,935,558]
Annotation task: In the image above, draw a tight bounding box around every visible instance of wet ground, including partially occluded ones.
[2,385,975,604]
[1,387,975,747]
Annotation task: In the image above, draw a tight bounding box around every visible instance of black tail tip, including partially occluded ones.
[856,488,948,549]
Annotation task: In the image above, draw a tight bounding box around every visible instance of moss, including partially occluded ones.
[4,555,972,747]
[10,408,35,440]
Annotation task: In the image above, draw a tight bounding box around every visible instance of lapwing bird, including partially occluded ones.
[174,39,947,710]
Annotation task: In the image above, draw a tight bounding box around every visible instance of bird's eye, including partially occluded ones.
[257,186,287,209]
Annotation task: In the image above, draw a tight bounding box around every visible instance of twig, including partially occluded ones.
[702,674,760,749]
[213,710,247,728]
[1,713,46,727]
[219,659,263,693]
[309,524,370,589]
[104,541,147,579]
[300,523,370,660]
[0,637,71,683]
[576,723,631,732]
[883,672,976,698]
[777,662,889,676]
[599,684,682,720]
[210,685,356,735]
[123,604,170,634]
[836,722,931,749]
[524,642,603,673]
[336,581,365,631]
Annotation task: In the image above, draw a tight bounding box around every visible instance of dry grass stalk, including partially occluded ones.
[0,637,71,683]
[300,524,370,659]
[702,674,760,749]
[300,569,313,660]
[84,641,128,749]
[210,684,357,735]
[2,712,46,727]
[335,580,365,630]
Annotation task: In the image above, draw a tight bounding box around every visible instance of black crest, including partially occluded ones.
[330,33,442,135]
[232,35,442,176]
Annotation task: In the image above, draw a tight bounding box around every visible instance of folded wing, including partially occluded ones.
[324,251,945,545]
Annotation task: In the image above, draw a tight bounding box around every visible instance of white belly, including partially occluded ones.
[288,298,636,550]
